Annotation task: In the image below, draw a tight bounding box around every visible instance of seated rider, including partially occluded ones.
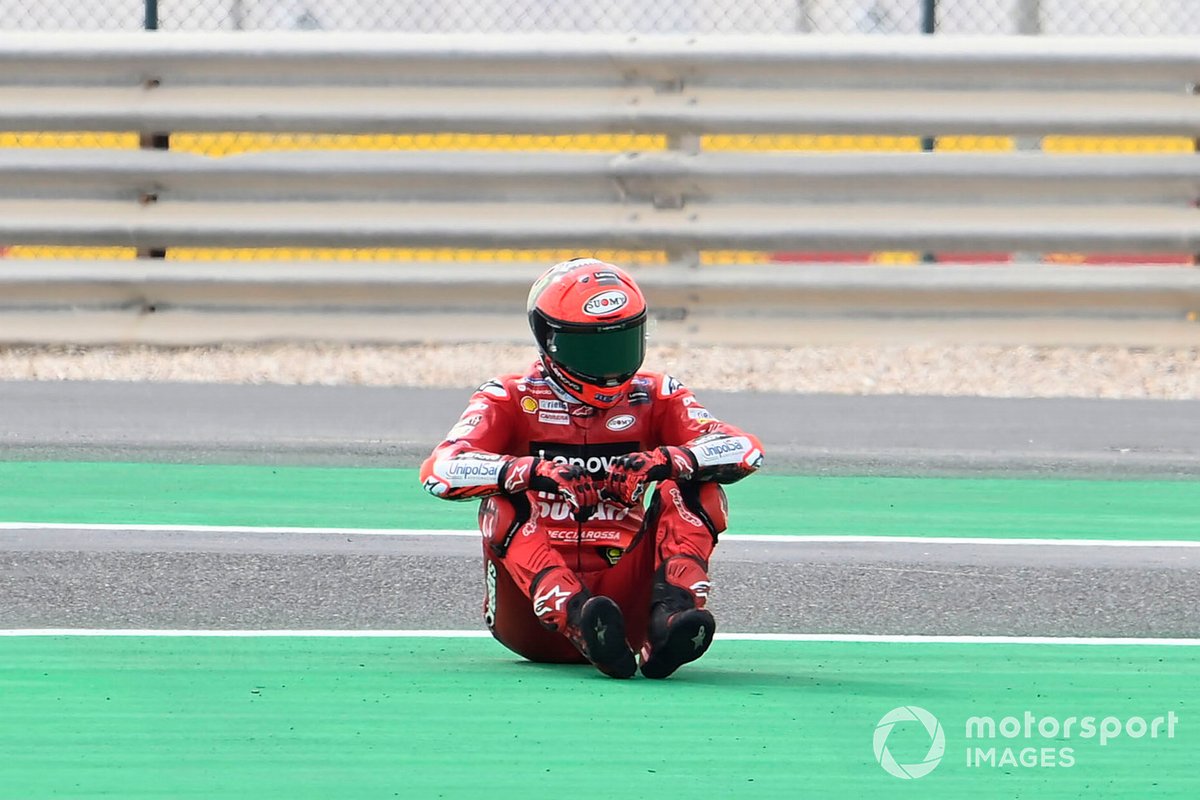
[420,258,764,679]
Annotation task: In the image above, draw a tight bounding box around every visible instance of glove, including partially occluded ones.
[604,446,698,506]
[499,456,602,521]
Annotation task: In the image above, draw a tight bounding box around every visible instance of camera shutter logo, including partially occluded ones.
[873,706,945,779]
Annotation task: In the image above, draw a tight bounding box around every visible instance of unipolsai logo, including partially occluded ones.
[874,706,945,779]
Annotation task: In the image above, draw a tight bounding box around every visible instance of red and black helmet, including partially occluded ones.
[527,258,648,409]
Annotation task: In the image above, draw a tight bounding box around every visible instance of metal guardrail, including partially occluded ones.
[0,33,1197,344]
[2,260,1198,347]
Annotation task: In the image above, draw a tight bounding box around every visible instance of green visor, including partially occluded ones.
[547,321,646,384]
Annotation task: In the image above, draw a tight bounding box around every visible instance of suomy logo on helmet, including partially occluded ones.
[583,290,628,316]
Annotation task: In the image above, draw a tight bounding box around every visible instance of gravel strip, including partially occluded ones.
[0,343,1197,399]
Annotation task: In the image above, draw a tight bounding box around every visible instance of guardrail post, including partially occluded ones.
[141,3,166,259]
[919,0,938,264]
[1016,0,1042,34]
[137,131,168,259]
[1194,83,1199,269]
[665,132,700,269]
[920,0,936,154]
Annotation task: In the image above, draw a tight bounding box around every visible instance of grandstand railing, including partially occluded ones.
[0,32,1197,344]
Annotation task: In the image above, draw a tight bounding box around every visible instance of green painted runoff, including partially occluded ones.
[0,637,1193,799]
[0,460,1196,539]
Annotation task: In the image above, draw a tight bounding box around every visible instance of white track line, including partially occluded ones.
[0,522,476,537]
[1,521,1197,548]
[0,629,1196,645]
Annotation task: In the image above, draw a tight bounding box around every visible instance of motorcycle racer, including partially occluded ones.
[420,258,764,679]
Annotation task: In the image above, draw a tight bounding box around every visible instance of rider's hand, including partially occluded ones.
[604,446,697,506]
[500,456,602,520]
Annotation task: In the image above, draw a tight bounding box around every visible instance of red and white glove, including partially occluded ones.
[499,456,602,520]
[604,446,698,506]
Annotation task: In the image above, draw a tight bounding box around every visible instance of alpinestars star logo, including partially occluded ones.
[533,584,572,617]
[503,461,529,492]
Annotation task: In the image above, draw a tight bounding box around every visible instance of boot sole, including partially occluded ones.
[580,596,637,679]
[640,608,716,680]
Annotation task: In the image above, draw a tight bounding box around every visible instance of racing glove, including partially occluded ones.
[499,456,602,520]
[604,446,698,506]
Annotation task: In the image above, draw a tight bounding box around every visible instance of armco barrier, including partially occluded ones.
[0,33,1197,344]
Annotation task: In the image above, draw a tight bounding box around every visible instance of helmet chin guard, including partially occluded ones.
[527,258,647,409]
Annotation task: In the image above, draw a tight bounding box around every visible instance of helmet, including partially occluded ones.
[527,258,648,409]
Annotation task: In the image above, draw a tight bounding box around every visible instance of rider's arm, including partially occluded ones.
[419,379,518,501]
[652,374,765,484]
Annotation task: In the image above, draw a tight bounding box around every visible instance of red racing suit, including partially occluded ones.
[420,362,764,661]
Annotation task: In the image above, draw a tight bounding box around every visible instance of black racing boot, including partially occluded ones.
[639,559,716,679]
[566,594,637,679]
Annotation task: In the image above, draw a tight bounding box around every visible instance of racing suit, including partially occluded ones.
[420,362,764,662]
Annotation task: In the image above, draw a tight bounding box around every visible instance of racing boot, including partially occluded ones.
[565,593,637,679]
[531,566,636,679]
[640,556,716,679]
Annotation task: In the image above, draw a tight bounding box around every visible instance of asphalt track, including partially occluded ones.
[0,381,1197,638]
[4,380,1200,476]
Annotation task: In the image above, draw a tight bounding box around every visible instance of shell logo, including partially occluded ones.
[520,396,538,414]
[583,290,628,316]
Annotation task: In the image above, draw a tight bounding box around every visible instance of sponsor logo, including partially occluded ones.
[874,706,946,780]
[538,399,567,412]
[698,439,748,459]
[689,580,712,599]
[446,423,477,440]
[554,368,584,393]
[668,486,704,527]
[582,290,628,316]
[538,411,570,425]
[441,459,502,480]
[606,414,636,431]
[546,528,624,542]
[446,413,483,440]
[660,375,684,397]
[520,396,538,414]
[682,396,698,406]
[628,389,651,406]
[476,379,509,399]
[503,461,529,493]
[421,476,448,497]
[484,560,497,628]
[688,407,715,421]
[672,452,696,477]
[479,499,498,542]
[532,441,639,476]
[533,584,572,617]
[542,453,619,472]
[593,390,621,404]
[603,546,624,566]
